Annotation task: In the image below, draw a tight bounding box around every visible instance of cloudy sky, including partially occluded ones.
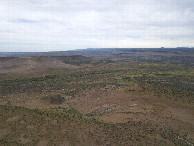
[0,0,194,52]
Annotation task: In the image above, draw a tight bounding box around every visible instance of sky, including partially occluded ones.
[0,0,194,52]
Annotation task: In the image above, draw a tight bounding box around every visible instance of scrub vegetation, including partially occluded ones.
[0,48,194,145]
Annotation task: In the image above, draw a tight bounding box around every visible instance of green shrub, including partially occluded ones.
[43,95,66,104]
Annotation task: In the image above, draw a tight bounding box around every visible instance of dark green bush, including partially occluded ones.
[43,95,66,104]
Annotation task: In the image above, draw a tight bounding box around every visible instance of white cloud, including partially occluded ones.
[0,0,194,52]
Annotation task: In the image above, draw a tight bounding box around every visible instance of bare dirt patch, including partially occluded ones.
[37,139,49,146]
[18,136,31,144]
[6,116,20,122]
